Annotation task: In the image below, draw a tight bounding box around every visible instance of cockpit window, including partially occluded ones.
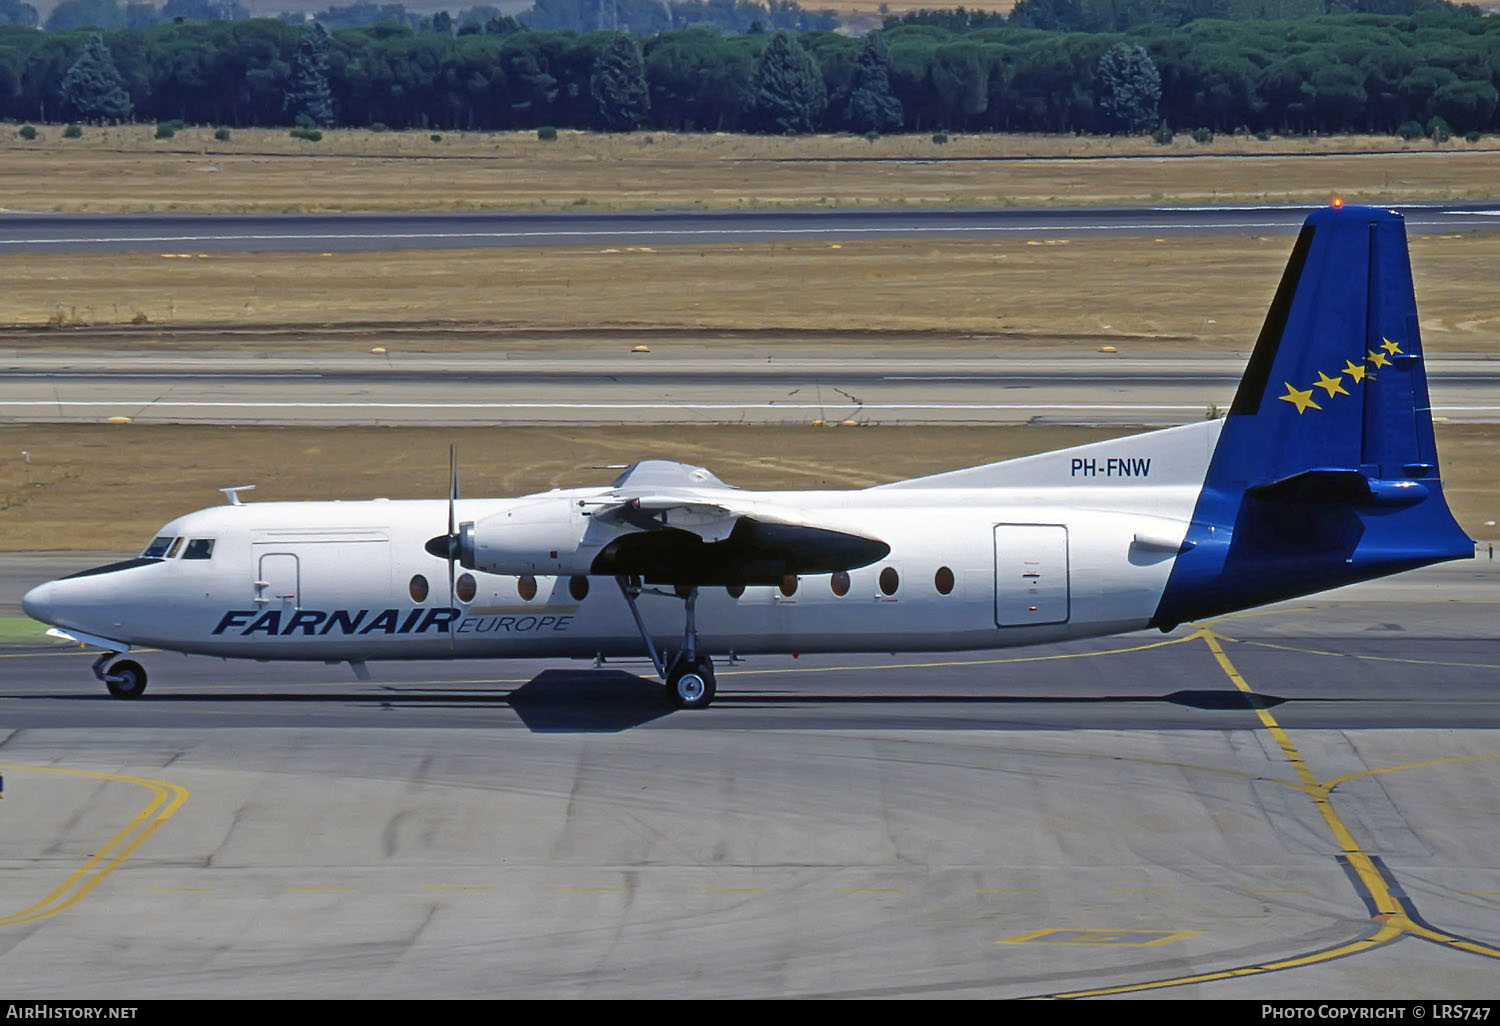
[165,537,184,559]
[142,535,177,558]
[182,539,215,560]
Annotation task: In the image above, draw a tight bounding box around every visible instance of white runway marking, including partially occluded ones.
[0,400,1205,411]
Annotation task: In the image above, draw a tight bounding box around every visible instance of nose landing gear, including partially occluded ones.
[92,653,148,699]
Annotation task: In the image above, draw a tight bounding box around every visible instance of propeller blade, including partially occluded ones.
[448,445,458,544]
[447,446,459,650]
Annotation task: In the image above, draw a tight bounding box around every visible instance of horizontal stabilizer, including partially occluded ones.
[1247,468,1428,507]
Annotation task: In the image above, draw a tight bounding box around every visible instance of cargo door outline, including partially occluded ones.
[994,524,1069,627]
[255,552,300,611]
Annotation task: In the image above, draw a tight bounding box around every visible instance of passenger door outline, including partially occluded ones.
[255,552,300,612]
[994,524,1070,627]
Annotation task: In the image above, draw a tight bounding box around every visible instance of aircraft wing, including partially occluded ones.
[581,462,890,585]
[588,510,890,586]
[590,496,740,542]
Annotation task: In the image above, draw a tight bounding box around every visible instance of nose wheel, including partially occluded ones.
[93,655,148,699]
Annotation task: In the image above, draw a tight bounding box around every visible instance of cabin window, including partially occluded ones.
[182,539,215,560]
[934,566,955,595]
[142,535,176,558]
[779,574,798,597]
[879,567,900,596]
[726,584,745,599]
[456,573,477,604]
[569,575,589,601]
[409,574,429,603]
[517,575,538,602]
[830,570,851,597]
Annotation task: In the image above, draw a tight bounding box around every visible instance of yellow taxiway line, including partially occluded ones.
[0,764,189,927]
[1032,625,1500,998]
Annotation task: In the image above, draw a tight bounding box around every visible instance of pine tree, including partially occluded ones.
[283,22,335,128]
[1095,43,1161,135]
[590,33,650,132]
[59,34,133,124]
[742,31,827,135]
[844,32,903,134]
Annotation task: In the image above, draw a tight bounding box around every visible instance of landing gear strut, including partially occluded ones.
[92,653,148,699]
[616,576,716,710]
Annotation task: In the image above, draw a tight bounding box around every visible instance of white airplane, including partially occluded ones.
[21,204,1472,709]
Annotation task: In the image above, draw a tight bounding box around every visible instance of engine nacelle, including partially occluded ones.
[460,497,603,576]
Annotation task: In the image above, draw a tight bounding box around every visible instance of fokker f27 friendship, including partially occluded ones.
[22,205,1472,709]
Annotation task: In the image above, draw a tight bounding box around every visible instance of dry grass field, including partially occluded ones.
[3,128,1498,212]
[3,232,1498,357]
[3,131,1498,550]
[2,422,1496,551]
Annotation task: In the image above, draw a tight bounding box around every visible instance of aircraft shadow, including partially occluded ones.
[506,670,671,731]
[38,672,1291,733]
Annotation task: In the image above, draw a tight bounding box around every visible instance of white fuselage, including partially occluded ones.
[23,422,1219,666]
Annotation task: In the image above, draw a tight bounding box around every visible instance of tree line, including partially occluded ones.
[9,0,838,34]
[3,10,1498,136]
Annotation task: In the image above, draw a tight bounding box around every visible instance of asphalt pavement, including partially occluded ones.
[3,202,1499,253]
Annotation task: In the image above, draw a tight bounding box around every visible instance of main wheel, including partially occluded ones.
[665,657,716,710]
[105,659,147,699]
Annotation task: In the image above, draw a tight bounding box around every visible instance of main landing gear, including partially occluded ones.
[665,654,716,711]
[616,576,717,710]
[92,653,148,699]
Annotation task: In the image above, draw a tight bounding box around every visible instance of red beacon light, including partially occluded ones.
[1331,196,1345,209]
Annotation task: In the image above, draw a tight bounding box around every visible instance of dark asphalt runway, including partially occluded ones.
[4,634,1499,734]
[4,203,1500,253]
[5,561,1496,733]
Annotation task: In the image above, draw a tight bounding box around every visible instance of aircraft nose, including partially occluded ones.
[21,581,56,624]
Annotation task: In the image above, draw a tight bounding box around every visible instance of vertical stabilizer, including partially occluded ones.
[1152,205,1471,629]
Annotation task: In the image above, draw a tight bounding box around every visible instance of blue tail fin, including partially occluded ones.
[1152,204,1471,630]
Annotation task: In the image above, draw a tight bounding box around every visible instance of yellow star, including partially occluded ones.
[1382,337,1402,356]
[1367,349,1390,368]
[1279,382,1321,414]
[1313,370,1348,397]
[1343,359,1367,383]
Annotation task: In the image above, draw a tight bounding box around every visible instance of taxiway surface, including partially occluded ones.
[1,556,1497,998]
[6,353,1500,426]
[3,202,1500,254]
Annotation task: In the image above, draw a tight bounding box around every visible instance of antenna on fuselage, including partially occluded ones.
[220,485,256,506]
